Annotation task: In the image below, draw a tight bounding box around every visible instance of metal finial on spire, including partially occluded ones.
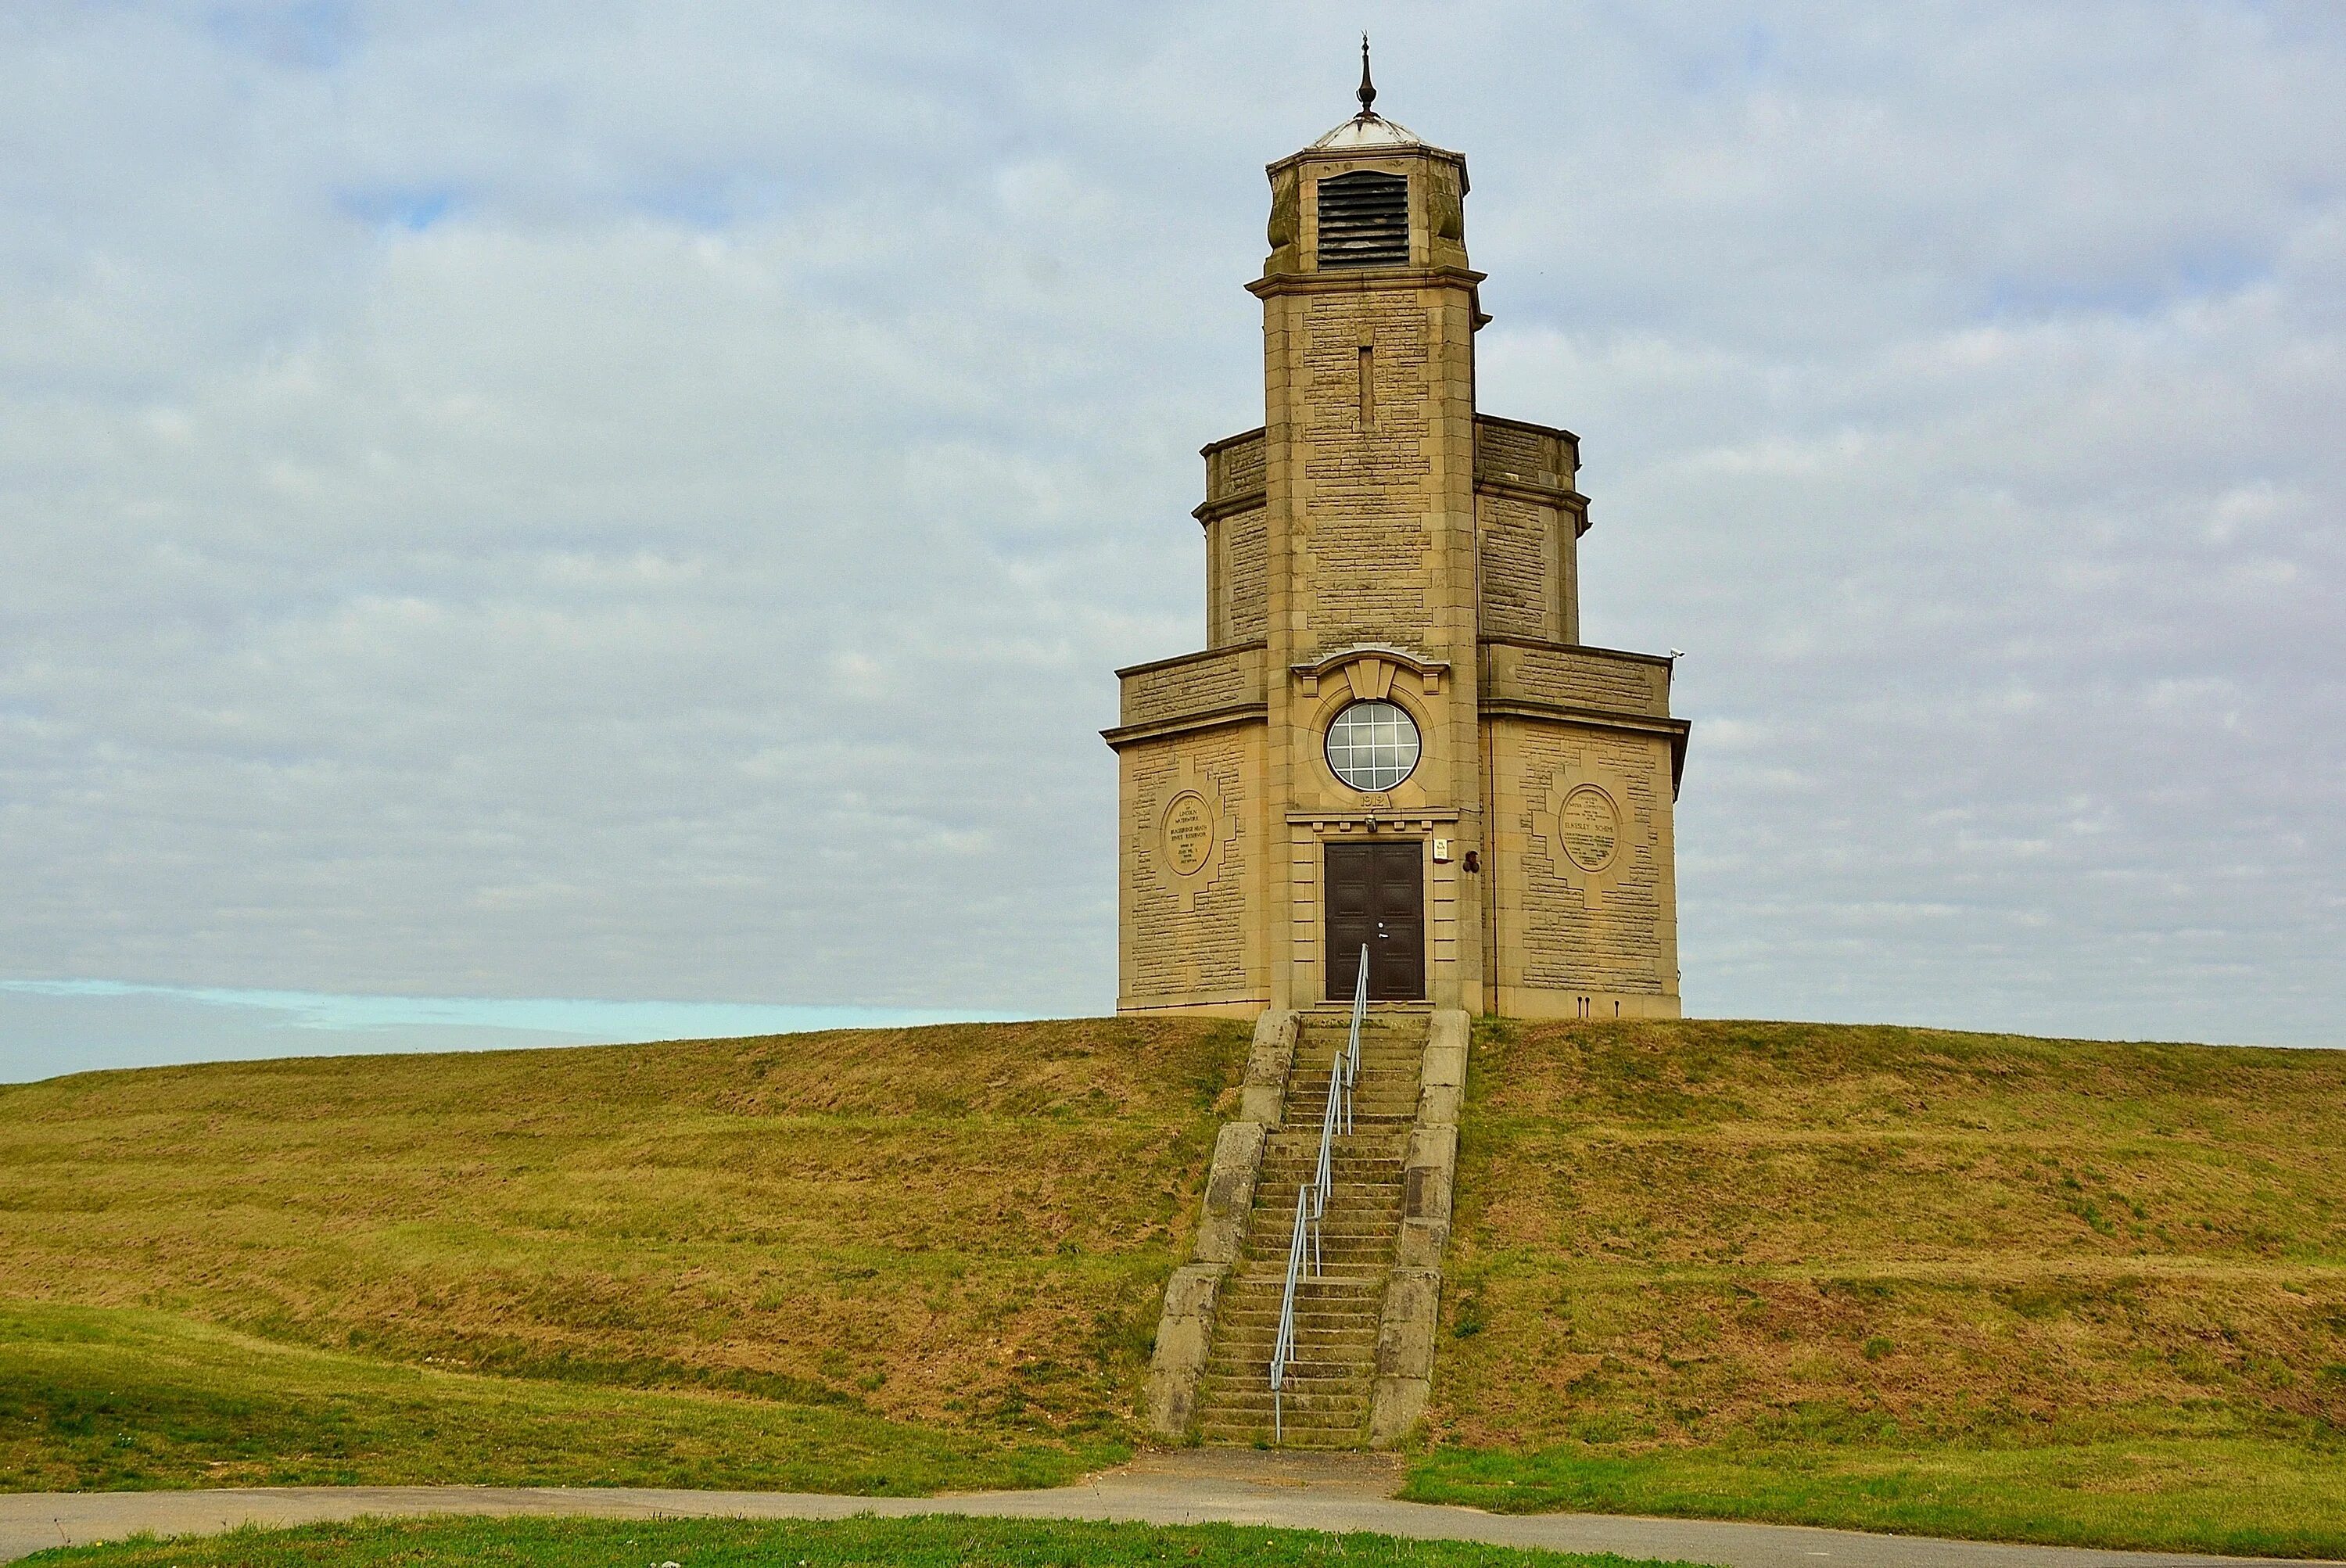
[1356,33,1376,118]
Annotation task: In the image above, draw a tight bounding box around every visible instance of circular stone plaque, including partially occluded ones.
[1160,790,1217,877]
[1558,784,1621,874]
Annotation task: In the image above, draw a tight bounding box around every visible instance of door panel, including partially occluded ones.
[1325,841,1425,1002]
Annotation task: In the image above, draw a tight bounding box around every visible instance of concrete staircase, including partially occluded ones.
[1191,1010,1430,1448]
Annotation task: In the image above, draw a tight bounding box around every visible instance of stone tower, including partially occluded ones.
[1105,63,1688,1020]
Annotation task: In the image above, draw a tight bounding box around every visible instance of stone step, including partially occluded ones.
[1214,1296,1382,1314]
[1216,1279,1383,1300]
[1242,1236,1395,1257]
[1244,1222,1397,1239]
[1200,1394,1371,1416]
[1212,1320,1379,1341]
[1246,1186,1402,1207]
[1263,1131,1408,1148]
[1280,1107,1418,1123]
[1200,1369,1369,1392]
[1209,1343,1376,1363]
[1220,1273,1384,1290]
[1208,1340,1374,1360]
[1246,1215,1399,1233]
[1250,1186,1401,1202]
[1199,1412,1369,1435]
[1258,1152,1407,1165]
[1242,1238,1395,1259]
[1218,1274,1384,1294]
[1213,1313,1381,1333]
[1201,1390,1372,1416]
[1202,1351,1368,1372]
[1275,1107,1419,1123]
[1197,1419,1369,1441]
[1198,1416,1368,1436]
[1243,1230,1398,1250]
[1187,1006,1436,1452]
[1213,1321,1378,1341]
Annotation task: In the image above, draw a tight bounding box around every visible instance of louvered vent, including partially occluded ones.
[1316,170,1408,268]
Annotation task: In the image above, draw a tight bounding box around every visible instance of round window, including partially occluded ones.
[1325,699,1422,791]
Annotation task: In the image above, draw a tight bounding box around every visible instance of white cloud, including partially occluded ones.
[0,1,2340,1060]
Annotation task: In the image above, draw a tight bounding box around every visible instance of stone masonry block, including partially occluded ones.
[1369,1375,1430,1448]
[1194,1121,1267,1265]
[1160,1261,1227,1323]
[1143,1261,1229,1438]
[1401,1159,1451,1229]
[1239,1009,1298,1125]
[1375,1266,1443,1380]
[1421,1010,1469,1090]
[1396,1215,1451,1270]
[1405,1121,1458,1182]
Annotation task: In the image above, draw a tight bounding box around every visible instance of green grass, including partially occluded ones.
[1404,1435,2346,1559]
[1412,1017,2346,1557]
[0,1018,1249,1491]
[12,1012,2346,1555]
[20,1516,1687,1568]
[0,1301,1112,1493]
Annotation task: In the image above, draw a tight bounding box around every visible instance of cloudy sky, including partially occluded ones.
[2,1,2341,1078]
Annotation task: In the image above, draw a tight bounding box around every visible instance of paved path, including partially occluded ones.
[2,1450,2334,1568]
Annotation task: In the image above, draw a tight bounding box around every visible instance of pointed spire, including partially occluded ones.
[1306,33,1421,149]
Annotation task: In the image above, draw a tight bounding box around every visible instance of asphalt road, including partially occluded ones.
[2,1450,2334,1568]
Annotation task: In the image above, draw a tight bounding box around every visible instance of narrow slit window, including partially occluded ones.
[1358,344,1375,427]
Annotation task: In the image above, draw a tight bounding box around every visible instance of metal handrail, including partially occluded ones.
[1269,943,1370,1442]
[1268,1185,1308,1441]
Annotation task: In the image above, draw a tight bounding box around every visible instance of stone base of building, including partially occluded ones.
[1493,987,1682,1021]
[1117,994,1271,1021]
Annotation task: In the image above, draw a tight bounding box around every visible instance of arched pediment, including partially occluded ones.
[1289,644,1448,700]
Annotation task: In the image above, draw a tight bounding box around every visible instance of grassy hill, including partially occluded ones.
[4,1013,2344,1553]
[1410,1018,2346,1556]
[0,1017,1250,1490]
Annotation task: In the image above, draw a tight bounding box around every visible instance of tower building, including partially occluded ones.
[1105,61,1688,1020]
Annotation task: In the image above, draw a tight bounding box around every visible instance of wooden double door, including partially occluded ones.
[1325,841,1426,1002]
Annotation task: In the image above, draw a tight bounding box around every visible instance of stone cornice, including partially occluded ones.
[1264,142,1469,181]
[1247,264,1486,300]
[1100,702,1268,751]
[1474,475,1591,535]
[1479,635,1676,670]
[1114,640,1267,682]
[1480,698,1693,795]
[1193,489,1266,526]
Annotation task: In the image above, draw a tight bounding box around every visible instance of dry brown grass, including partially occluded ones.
[1432,1018,2346,1451]
[0,1017,1250,1435]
